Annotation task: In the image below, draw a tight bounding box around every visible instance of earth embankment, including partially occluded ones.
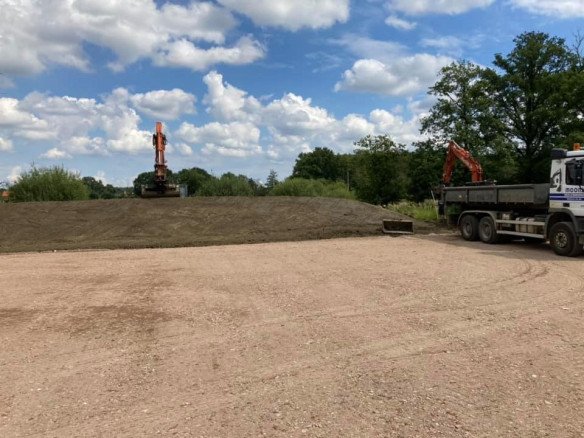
[0,197,435,253]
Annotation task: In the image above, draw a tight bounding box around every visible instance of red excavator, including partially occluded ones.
[141,122,180,198]
[442,140,484,185]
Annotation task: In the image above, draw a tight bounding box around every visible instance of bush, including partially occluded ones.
[10,166,89,202]
[270,178,354,199]
[197,173,255,196]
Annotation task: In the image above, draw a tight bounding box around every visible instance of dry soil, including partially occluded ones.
[0,197,435,253]
[1,235,583,437]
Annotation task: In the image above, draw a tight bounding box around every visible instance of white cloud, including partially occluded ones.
[420,36,465,56]
[332,35,405,64]
[263,94,336,137]
[217,0,349,30]
[0,88,167,157]
[203,71,262,122]
[0,0,264,77]
[0,137,13,152]
[386,0,494,15]
[129,89,196,120]
[40,148,72,160]
[385,15,417,30]
[196,72,426,159]
[95,171,107,184]
[509,0,584,18]
[8,166,22,184]
[177,121,262,157]
[335,55,453,96]
[153,35,265,71]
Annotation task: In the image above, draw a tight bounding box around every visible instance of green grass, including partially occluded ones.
[386,200,439,221]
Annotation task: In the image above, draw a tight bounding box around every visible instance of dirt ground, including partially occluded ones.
[1,235,583,437]
[0,197,435,253]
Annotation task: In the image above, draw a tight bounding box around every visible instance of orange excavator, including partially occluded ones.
[442,140,484,185]
[141,122,180,198]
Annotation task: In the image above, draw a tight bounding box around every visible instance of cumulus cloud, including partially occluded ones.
[385,15,417,30]
[509,0,584,18]
[335,54,453,96]
[129,89,196,120]
[177,121,262,157]
[190,71,427,160]
[154,36,265,71]
[203,71,262,122]
[40,148,72,160]
[0,137,13,152]
[332,35,405,63]
[0,0,263,77]
[0,88,190,157]
[217,0,350,30]
[386,0,494,15]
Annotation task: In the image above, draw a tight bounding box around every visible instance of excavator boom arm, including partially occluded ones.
[442,140,484,185]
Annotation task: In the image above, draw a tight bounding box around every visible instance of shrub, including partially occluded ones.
[9,166,90,202]
[197,173,255,196]
[270,178,354,199]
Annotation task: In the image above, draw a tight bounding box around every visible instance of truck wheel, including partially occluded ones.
[460,215,479,241]
[549,222,582,257]
[478,216,498,244]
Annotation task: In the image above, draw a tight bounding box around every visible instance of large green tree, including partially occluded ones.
[484,31,573,182]
[421,60,504,156]
[292,147,341,181]
[352,135,409,204]
[176,167,213,196]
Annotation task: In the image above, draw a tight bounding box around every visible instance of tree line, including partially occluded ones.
[5,31,583,205]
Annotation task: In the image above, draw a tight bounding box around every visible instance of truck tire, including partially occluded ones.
[460,214,479,241]
[478,216,498,244]
[549,222,582,257]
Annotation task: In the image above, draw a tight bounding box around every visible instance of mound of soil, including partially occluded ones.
[0,196,436,253]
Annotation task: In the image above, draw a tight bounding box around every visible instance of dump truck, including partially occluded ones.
[439,143,584,257]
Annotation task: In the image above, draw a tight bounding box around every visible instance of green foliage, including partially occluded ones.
[10,166,89,202]
[176,167,213,196]
[266,169,279,190]
[270,178,354,199]
[485,31,573,182]
[82,177,126,199]
[197,173,255,196]
[292,147,341,181]
[351,135,409,204]
[387,200,439,222]
[408,141,444,202]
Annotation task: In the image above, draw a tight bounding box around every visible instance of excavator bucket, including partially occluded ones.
[141,185,180,198]
[382,219,414,235]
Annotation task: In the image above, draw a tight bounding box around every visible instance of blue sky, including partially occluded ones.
[1,0,583,186]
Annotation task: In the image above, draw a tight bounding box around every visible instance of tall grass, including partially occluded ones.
[270,178,354,199]
[386,200,439,221]
[9,166,89,202]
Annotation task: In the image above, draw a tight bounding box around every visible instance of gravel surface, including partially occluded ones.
[1,235,583,437]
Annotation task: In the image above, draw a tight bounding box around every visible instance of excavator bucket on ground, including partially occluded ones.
[141,185,180,198]
[382,219,414,235]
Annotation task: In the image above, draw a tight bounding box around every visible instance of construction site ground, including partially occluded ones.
[1,198,583,436]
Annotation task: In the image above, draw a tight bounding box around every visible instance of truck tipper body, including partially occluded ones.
[440,147,584,257]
